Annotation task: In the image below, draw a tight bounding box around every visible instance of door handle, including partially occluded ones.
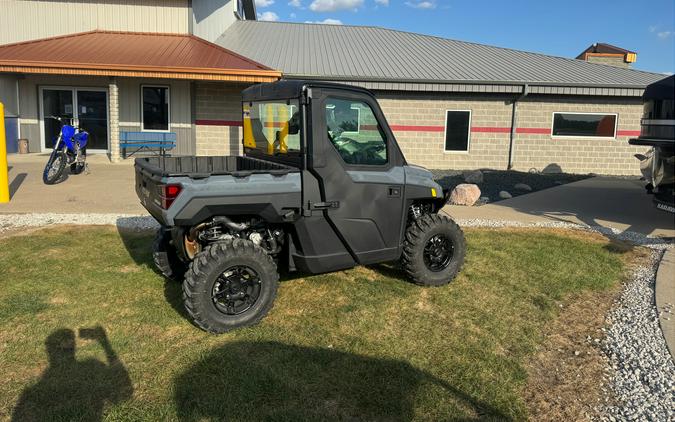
[312,201,340,210]
[388,186,401,198]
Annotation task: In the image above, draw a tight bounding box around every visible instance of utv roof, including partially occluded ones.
[242,79,373,102]
[642,75,674,101]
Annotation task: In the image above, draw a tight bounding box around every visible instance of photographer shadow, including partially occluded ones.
[12,327,133,422]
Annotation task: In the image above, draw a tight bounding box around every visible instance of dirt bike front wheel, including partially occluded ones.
[43,150,67,184]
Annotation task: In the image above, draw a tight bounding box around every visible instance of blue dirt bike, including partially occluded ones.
[43,116,89,185]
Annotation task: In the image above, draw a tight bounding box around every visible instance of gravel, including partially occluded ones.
[597,251,675,421]
[0,212,673,419]
[0,213,159,233]
[432,169,592,204]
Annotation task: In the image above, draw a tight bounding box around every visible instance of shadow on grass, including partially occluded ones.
[116,226,190,320]
[174,341,510,421]
[115,224,417,327]
[12,326,132,422]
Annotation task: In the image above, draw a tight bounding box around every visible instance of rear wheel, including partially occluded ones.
[153,228,188,282]
[43,150,66,185]
[401,213,465,286]
[183,239,278,334]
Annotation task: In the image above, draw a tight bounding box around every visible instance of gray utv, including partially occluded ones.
[135,80,465,333]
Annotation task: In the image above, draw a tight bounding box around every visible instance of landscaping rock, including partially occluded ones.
[514,183,532,192]
[449,184,481,206]
[463,170,484,184]
[499,191,513,199]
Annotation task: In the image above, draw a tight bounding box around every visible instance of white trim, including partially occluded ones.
[550,111,618,139]
[38,86,110,153]
[140,85,171,133]
[443,109,472,153]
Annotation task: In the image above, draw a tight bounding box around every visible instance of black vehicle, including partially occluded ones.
[135,80,465,333]
[630,75,674,213]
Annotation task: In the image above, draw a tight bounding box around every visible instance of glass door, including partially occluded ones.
[41,89,74,149]
[40,87,109,152]
[76,90,108,151]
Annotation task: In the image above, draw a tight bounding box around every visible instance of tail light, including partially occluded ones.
[159,184,182,209]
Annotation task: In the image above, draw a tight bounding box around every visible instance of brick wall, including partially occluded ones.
[194,82,250,156]
[585,55,630,69]
[192,85,645,175]
[375,91,645,175]
[513,96,643,175]
[376,93,513,170]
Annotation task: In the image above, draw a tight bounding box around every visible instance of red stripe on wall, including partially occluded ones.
[516,127,551,134]
[195,119,242,126]
[471,126,511,133]
[617,130,641,137]
[193,119,640,139]
[389,124,446,132]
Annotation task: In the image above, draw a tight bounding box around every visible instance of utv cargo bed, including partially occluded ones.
[134,155,302,227]
[135,156,296,180]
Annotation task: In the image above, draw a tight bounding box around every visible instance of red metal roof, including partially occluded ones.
[0,31,280,82]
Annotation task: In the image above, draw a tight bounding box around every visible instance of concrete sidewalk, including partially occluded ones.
[444,177,675,238]
[1,153,144,214]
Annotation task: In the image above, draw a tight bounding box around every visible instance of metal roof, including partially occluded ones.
[576,43,636,59]
[0,30,280,82]
[217,21,665,94]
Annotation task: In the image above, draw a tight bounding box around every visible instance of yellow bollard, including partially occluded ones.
[0,102,9,203]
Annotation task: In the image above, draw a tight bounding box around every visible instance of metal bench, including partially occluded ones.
[120,131,176,158]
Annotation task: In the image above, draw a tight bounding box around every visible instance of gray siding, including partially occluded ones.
[118,78,194,155]
[0,0,189,45]
[0,75,19,116]
[192,0,237,43]
[16,75,194,155]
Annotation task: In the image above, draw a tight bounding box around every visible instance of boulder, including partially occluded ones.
[499,191,513,199]
[449,184,481,206]
[463,170,483,184]
[514,183,532,192]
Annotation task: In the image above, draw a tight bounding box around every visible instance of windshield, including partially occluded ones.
[243,100,301,157]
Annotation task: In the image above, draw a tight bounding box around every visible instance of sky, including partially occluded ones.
[253,0,675,74]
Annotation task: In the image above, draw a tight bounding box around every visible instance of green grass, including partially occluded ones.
[0,226,627,421]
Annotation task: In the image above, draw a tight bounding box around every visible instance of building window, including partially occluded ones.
[142,86,169,131]
[444,110,471,152]
[552,112,617,138]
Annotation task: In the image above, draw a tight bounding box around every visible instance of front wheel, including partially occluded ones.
[183,239,279,334]
[401,213,466,286]
[43,149,67,185]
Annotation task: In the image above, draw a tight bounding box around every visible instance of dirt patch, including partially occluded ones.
[520,248,648,420]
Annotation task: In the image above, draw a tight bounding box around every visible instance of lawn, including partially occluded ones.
[0,226,631,421]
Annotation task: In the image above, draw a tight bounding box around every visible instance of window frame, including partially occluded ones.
[443,109,472,154]
[550,111,618,139]
[141,85,171,133]
[322,94,390,168]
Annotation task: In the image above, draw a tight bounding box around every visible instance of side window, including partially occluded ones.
[325,97,387,166]
[243,100,301,155]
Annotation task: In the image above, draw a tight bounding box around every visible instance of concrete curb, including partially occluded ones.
[655,249,675,360]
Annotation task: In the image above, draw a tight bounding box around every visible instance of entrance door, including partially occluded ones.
[76,90,108,150]
[40,87,109,152]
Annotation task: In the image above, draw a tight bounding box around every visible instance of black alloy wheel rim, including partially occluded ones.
[212,266,262,315]
[423,234,454,272]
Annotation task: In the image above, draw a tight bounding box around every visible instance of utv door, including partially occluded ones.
[308,88,407,264]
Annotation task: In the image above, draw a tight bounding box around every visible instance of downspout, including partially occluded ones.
[507,84,529,170]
